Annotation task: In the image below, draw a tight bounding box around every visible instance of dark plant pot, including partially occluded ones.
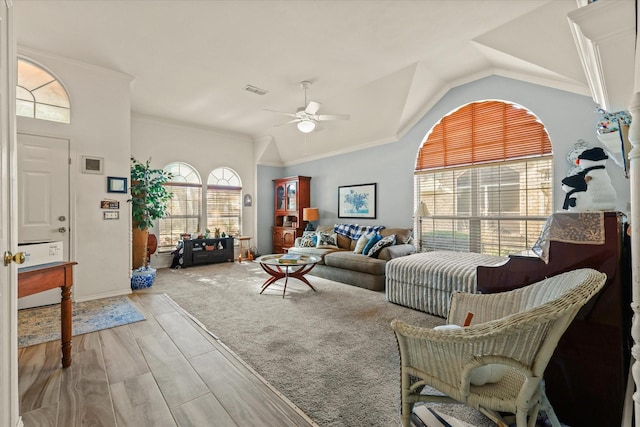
[131,266,156,290]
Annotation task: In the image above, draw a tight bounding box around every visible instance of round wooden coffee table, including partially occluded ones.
[256,254,320,297]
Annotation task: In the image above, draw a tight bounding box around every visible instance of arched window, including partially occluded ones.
[207,167,242,237]
[16,58,70,123]
[158,163,202,250]
[414,100,553,256]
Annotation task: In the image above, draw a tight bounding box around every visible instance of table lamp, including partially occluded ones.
[303,208,319,231]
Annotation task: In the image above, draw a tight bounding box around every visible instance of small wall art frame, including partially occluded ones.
[107,176,128,193]
[338,183,376,219]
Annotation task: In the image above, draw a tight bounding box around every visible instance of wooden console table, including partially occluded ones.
[18,261,77,368]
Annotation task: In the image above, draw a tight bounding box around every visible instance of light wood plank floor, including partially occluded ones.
[18,293,318,427]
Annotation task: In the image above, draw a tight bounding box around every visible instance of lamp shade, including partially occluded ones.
[303,207,319,222]
[297,119,316,133]
[414,201,430,217]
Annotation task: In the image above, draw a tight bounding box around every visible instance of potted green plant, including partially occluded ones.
[129,157,173,289]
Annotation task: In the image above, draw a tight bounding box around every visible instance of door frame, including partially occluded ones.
[17,131,74,262]
[0,1,21,426]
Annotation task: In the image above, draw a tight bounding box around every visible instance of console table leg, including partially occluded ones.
[60,283,72,368]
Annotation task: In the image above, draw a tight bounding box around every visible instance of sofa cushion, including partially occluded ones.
[287,246,343,264]
[316,232,339,249]
[336,233,352,250]
[299,231,317,248]
[367,234,396,258]
[353,234,370,254]
[380,228,412,244]
[362,233,381,254]
[324,251,387,275]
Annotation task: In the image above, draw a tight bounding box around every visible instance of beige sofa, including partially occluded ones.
[287,224,416,291]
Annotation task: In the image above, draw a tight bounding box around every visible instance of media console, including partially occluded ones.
[182,237,234,267]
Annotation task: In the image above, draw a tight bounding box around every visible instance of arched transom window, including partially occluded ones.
[207,167,242,237]
[414,100,553,256]
[16,59,71,124]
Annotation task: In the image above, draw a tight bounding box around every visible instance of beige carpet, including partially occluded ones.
[139,261,496,427]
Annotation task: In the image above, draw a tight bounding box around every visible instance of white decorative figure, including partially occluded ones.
[576,147,617,210]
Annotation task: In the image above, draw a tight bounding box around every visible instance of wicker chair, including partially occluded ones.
[391,268,607,427]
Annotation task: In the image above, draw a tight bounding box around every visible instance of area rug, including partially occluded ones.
[18,295,146,348]
[141,261,496,427]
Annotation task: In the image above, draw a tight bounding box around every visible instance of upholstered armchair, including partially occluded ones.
[391,268,607,427]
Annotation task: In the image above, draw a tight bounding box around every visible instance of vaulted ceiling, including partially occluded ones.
[14,0,590,165]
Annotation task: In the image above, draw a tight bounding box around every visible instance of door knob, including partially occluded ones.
[58,227,67,233]
[3,251,26,266]
[58,216,66,221]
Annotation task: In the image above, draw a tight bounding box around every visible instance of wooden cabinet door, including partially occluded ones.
[282,229,297,251]
[273,228,284,253]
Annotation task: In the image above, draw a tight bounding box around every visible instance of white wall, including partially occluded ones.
[17,48,133,302]
[131,115,255,267]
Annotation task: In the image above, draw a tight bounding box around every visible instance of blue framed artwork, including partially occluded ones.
[107,176,127,193]
[338,183,376,219]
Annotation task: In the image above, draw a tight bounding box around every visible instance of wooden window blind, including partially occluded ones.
[415,100,552,171]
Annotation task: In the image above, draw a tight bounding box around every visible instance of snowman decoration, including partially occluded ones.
[561,172,590,211]
[561,141,590,211]
[576,147,617,210]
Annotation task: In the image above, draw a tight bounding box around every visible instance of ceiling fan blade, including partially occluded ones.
[305,101,321,115]
[316,114,350,121]
[273,119,301,127]
[264,109,297,118]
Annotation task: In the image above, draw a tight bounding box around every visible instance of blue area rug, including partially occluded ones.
[18,295,146,348]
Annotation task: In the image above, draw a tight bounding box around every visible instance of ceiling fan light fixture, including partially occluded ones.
[297,119,316,133]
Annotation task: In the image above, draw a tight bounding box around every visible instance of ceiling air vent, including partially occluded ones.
[243,85,268,95]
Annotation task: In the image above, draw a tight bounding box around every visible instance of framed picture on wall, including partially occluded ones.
[338,183,376,219]
[107,176,127,193]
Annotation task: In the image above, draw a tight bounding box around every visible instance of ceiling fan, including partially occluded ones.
[267,81,350,133]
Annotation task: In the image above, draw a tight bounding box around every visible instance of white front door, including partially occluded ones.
[17,133,70,308]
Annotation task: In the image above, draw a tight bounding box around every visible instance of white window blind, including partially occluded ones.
[207,167,242,237]
[158,163,201,251]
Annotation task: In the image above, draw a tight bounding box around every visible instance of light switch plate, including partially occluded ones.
[104,211,119,220]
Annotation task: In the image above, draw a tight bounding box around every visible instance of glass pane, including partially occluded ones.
[33,80,70,108]
[287,183,296,211]
[415,157,552,255]
[16,86,33,102]
[16,99,34,118]
[35,104,70,123]
[276,185,285,210]
[18,59,55,90]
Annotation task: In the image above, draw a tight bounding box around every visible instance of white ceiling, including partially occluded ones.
[14,0,590,165]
